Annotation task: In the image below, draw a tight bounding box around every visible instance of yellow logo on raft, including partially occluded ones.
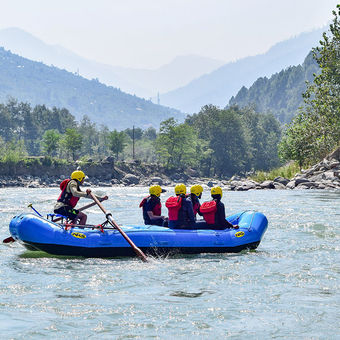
[71,232,86,239]
[235,231,245,238]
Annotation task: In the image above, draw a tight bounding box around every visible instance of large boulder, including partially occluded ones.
[322,171,338,181]
[150,177,163,185]
[207,181,217,187]
[123,174,140,185]
[327,147,340,161]
[295,181,318,189]
[286,180,296,189]
[260,180,275,189]
[294,177,311,186]
[273,176,290,186]
[273,182,286,189]
[234,180,258,191]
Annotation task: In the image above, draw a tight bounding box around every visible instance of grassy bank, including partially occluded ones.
[249,162,300,182]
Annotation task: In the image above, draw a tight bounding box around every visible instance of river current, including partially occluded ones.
[0,187,339,339]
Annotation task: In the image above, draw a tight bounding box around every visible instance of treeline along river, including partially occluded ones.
[0,187,339,339]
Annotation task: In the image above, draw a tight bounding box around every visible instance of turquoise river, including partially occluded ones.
[0,187,339,339]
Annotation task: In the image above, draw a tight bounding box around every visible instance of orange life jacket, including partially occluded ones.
[57,179,80,208]
[139,196,162,216]
[200,200,217,224]
[165,196,182,221]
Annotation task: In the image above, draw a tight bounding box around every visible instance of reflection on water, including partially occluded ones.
[0,187,339,338]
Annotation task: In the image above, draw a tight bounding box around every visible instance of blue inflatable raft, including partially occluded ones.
[9,211,268,258]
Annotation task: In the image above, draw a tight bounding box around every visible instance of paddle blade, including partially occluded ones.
[3,236,15,243]
[135,248,148,262]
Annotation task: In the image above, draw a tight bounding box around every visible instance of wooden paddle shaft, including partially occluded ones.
[89,192,148,262]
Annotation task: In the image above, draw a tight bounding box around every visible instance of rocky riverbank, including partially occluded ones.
[224,147,340,191]
[0,147,339,190]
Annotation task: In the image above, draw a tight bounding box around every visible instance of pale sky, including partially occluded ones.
[0,0,338,69]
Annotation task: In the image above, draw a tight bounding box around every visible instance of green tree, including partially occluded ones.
[0,103,13,141]
[124,127,143,140]
[108,130,127,160]
[78,115,99,156]
[0,138,27,163]
[279,5,340,166]
[61,128,83,161]
[143,127,157,140]
[41,130,61,156]
[155,118,198,169]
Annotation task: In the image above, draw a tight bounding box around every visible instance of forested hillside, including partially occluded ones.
[229,52,319,123]
[0,47,183,129]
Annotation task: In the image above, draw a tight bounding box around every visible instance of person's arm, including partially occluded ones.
[217,202,234,228]
[69,181,88,198]
[147,211,165,220]
[146,200,165,220]
[69,182,108,201]
[197,203,203,216]
[185,198,195,222]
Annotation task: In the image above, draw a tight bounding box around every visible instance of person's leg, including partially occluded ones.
[77,212,87,225]
[150,218,164,226]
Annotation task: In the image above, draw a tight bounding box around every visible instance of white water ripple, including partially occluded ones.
[0,187,339,339]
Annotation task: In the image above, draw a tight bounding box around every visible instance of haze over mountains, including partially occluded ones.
[0,28,224,99]
[0,26,326,129]
[160,28,325,113]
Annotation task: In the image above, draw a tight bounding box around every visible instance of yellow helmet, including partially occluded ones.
[71,170,86,182]
[175,183,186,195]
[190,184,203,197]
[211,186,223,197]
[149,185,165,197]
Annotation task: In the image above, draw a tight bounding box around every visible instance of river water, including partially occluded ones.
[0,187,339,339]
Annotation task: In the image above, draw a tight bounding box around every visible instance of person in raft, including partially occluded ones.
[139,185,168,226]
[200,186,239,230]
[54,170,107,225]
[166,183,195,229]
[188,184,203,219]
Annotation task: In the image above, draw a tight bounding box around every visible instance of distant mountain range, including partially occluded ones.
[0,27,225,98]
[160,28,326,113]
[0,47,183,130]
[229,52,320,123]
[0,26,327,129]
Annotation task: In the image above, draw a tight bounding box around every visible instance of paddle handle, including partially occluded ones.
[89,192,148,262]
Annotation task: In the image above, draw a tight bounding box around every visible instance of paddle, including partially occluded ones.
[3,236,15,244]
[28,203,43,217]
[89,192,148,262]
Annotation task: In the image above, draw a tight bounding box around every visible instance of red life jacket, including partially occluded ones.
[200,200,217,224]
[57,179,80,208]
[165,196,182,221]
[139,196,162,216]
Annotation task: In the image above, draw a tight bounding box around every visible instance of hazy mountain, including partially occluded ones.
[113,55,225,98]
[160,28,326,113]
[0,27,224,98]
[0,47,183,129]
